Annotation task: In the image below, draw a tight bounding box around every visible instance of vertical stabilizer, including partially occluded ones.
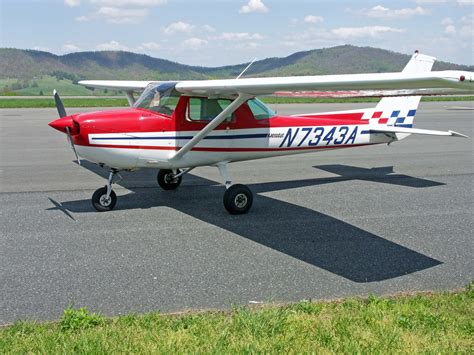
[372,52,436,128]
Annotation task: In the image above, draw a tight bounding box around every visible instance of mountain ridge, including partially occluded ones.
[1,45,472,95]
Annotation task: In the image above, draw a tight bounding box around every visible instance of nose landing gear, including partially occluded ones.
[92,169,120,212]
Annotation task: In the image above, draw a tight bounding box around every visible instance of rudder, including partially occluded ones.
[372,52,436,128]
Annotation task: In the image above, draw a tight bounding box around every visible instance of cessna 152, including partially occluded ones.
[49,52,473,214]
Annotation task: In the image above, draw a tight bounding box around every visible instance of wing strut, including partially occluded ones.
[171,93,250,161]
[125,91,135,106]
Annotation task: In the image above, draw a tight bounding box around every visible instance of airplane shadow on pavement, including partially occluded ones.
[48,161,443,283]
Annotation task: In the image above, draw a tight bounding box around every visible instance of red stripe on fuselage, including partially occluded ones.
[79,143,375,152]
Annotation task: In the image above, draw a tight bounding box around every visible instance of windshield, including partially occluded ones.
[133,82,180,116]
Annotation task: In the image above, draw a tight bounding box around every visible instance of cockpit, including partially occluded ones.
[133,82,180,115]
[133,82,276,120]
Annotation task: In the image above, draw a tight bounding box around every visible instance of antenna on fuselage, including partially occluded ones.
[236,58,257,79]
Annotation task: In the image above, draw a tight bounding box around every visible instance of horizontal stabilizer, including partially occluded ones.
[370,126,468,138]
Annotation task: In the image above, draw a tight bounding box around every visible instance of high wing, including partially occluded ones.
[174,70,472,98]
[78,53,473,98]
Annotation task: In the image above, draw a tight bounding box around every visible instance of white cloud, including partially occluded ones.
[457,0,474,5]
[64,0,80,7]
[304,15,324,24]
[96,7,148,24]
[415,0,446,4]
[218,32,264,41]
[163,21,194,35]
[183,38,208,49]
[75,0,167,24]
[139,42,161,50]
[203,25,216,32]
[33,46,51,52]
[239,0,269,14]
[76,6,149,24]
[445,25,456,34]
[331,26,405,39]
[441,17,453,25]
[89,0,167,6]
[62,43,81,52]
[96,40,129,50]
[459,15,473,37]
[367,5,429,18]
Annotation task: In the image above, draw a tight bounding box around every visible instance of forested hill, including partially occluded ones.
[1,45,472,95]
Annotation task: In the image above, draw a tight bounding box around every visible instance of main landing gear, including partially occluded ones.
[157,164,253,214]
[218,163,253,214]
[157,169,183,190]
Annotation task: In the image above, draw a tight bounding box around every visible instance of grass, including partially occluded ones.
[0,98,128,108]
[0,75,113,96]
[1,285,473,353]
[0,95,472,109]
[262,95,474,104]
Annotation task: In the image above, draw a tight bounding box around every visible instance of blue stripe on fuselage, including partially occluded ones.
[91,133,269,141]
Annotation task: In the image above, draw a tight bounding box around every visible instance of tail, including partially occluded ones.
[294,52,468,138]
[366,52,467,138]
[368,52,435,129]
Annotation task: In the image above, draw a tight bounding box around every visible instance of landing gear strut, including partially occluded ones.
[92,169,119,212]
[218,163,253,214]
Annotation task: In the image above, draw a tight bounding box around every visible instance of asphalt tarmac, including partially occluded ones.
[1,102,473,324]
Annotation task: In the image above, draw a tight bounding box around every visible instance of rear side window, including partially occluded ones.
[247,98,276,120]
[186,97,234,122]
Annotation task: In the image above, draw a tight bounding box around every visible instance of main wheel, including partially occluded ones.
[223,184,253,214]
[157,169,182,190]
[92,186,117,212]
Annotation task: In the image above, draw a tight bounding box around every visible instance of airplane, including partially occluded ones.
[49,52,473,214]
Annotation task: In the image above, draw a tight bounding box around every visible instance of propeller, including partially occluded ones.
[53,89,67,118]
[65,126,81,165]
[53,89,81,165]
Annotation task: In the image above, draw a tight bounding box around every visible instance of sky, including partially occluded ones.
[0,0,473,67]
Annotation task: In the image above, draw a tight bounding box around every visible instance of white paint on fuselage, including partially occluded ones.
[78,125,393,169]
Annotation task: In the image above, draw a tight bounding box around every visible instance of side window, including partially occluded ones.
[186,97,234,122]
[247,98,276,120]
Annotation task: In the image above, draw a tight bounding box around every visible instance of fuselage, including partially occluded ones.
[49,96,394,170]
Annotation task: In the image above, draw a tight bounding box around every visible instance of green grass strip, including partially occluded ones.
[261,96,474,104]
[0,96,472,109]
[1,284,473,353]
[0,98,129,109]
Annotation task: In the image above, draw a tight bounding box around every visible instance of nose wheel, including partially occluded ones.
[92,169,119,212]
[92,186,117,212]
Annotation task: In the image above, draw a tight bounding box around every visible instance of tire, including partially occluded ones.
[157,169,182,190]
[92,186,117,212]
[223,184,253,214]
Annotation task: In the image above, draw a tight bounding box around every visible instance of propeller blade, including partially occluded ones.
[65,126,81,165]
[53,89,67,118]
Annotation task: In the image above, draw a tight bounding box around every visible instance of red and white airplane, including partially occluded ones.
[49,52,473,214]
